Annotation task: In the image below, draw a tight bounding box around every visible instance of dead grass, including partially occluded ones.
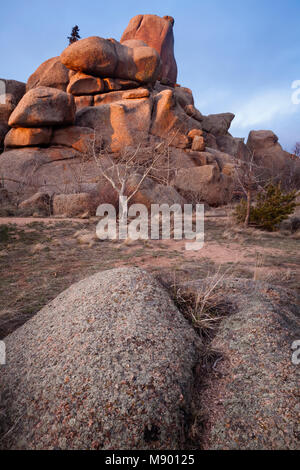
[0,212,299,338]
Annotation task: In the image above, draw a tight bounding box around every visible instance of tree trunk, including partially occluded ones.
[244,189,251,227]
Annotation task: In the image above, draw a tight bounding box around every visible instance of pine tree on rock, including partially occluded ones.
[68,25,81,45]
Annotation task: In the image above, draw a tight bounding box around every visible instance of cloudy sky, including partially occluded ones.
[1,0,299,150]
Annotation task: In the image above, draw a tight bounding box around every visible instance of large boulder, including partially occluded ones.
[53,192,94,216]
[0,123,9,149]
[67,72,104,96]
[174,165,234,205]
[0,147,97,195]
[121,14,178,85]
[112,39,161,83]
[19,192,51,216]
[126,174,186,208]
[247,130,298,177]
[74,95,94,110]
[0,79,26,112]
[27,57,73,92]
[60,37,161,84]
[175,165,220,191]
[60,37,118,77]
[150,89,201,148]
[174,87,194,109]
[8,86,76,128]
[216,134,246,158]
[0,79,26,146]
[4,127,52,148]
[247,130,279,151]
[51,126,94,153]
[0,268,201,450]
[183,279,300,450]
[201,113,235,136]
[76,97,153,151]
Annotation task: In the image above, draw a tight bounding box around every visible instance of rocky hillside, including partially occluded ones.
[0,14,299,210]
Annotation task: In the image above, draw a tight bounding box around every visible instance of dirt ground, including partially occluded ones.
[0,210,299,339]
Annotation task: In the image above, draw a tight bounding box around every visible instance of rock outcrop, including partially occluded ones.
[0,14,298,209]
[121,14,178,85]
[247,130,292,174]
[0,268,201,450]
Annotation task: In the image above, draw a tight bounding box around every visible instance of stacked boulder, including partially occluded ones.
[0,79,26,149]
[0,13,297,209]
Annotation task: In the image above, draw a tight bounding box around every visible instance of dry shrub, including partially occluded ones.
[170,268,232,342]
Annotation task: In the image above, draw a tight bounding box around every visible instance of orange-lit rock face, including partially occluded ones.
[60,37,117,77]
[60,36,161,84]
[191,135,205,152]
[150,89,198,148]
[27,57,72,92]
[188,129,203,139]
[75,95,94,111]
[4,127,52,148]
[51,126,94,153]
[8,86,76,128]
[121,14,178,85]
[75,97,153,152]
[67,72,104,96]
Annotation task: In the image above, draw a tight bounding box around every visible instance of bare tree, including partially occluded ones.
[232,147,271,227]
[86,133,171,222]
[293,142,300,157]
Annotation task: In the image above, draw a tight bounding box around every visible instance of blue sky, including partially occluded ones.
[1,0,299,150]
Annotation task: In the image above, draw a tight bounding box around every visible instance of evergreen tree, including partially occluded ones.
[235,183,298,231]
[68,25,81,45]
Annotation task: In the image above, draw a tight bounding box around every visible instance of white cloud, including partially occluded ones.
[231,88,299,129]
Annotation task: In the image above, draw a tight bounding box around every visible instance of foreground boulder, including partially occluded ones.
[183,278,300,450]
[0,268,201,450]
[121,14,178,85]
[8,86,76,127]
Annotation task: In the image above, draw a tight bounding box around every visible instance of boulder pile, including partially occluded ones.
[0,13,298,208]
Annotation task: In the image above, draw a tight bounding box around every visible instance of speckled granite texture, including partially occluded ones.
[184,279,300,450]
[0,267,201,450]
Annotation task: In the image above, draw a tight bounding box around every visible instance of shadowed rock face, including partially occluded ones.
[121,14,178,85]
[247,130,296,175]
[0,268,201,450]
[0,79,26,147]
